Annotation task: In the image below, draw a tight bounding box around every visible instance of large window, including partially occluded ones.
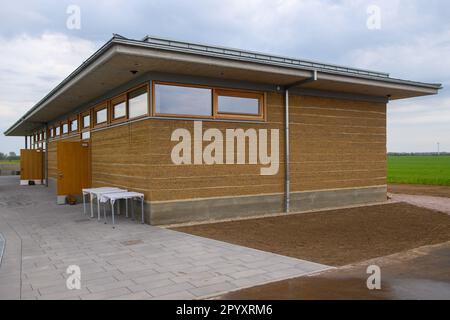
[55,126,60,136]
[153,82,264,120]
[62,123,69,134]
[154,83,212,116]
[128,86,148,118]
[214,89,263,119]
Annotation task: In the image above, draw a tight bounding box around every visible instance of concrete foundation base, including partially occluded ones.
[56,195,66,205]
[20,179,46,186]
[148,185,388,225]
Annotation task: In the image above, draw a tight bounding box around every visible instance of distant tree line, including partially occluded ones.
[0,152,19,161]
[388,152,450,156]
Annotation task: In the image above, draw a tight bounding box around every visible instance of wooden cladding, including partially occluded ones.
[89,92,386,202]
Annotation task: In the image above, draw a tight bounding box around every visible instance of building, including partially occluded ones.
[4,35,442,225]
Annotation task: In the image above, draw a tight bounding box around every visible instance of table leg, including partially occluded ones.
[126,199,129,218]
[118,199,121,216]
[131,200,135,221]
[90,194,94,218]
[141,197,144,224]
[111,200,115,226]
[82,192,86,215]
[103,202,107,224]
[97,197,101,221]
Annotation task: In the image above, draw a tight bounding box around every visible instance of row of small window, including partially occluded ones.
[47,84,149,140]
[42,81,265,140]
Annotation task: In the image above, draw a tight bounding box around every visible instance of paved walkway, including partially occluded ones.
[0,176,330,300]
[389,193,450,215]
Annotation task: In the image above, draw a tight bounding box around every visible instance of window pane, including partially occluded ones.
[50,128,54,137]
[217,95,259,115]
[62,124,68,134]
[55,127,60,136]
[96,109,107,124]
[83,115,90,128]
[81,131,90,140]
[113,101,126,119]
[128,87,148,118]
[71,119,78,132]
[155,84,212,116]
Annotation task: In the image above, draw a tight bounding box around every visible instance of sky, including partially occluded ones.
[0,0,449,153]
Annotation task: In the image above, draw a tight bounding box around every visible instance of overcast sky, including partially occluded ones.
[1,0,449,153]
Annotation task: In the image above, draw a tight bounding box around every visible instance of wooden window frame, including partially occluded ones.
[80,110,91,140]
[69,116,79,133]
[127,83,150,120]
[93,103,108,128]
[213,89,265,121]
[152,81,266,121]
[81,130,91,141]
[110,94,128,123]
[152,81,214,119]
[61,121,69,135]
[81,111,91,130]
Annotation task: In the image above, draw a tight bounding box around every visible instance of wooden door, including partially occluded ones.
[57,141,91,196]
[20,149,44,180]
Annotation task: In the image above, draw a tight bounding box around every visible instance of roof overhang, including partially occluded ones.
[4,35,442,136]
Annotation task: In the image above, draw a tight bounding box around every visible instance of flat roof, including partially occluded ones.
[4,34,442,136]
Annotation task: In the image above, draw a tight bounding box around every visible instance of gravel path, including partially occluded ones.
[389,193,450,215]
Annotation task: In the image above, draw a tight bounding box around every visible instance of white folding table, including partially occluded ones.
[82,187,127,220]
[99,191,145,226]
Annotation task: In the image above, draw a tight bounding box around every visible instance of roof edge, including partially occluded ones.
[4,34,443,136]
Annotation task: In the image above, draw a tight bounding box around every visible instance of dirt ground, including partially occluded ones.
[389,183,450,198]
[173,202,450,266]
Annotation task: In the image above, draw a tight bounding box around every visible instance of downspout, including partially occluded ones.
[284,89,290,212]
[44,123,48,187]
[284,70,318,213]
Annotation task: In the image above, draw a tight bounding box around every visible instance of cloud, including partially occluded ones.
[0,32,99,152]
[347,28,450,83]
[0,1,449,153]
[389,98,450,125]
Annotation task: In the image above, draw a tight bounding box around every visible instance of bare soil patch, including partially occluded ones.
[173,203,450,266]
[388,184,450,198]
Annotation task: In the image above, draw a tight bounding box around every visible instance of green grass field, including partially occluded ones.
[388,156,450,186]
[0,160,19,164]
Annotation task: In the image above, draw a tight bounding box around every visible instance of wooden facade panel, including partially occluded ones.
[47,141,57,179]
[292,177,387,191]
[290,95,386,192]
[149,185,284,201]
[290,161,386,173]
[85,92,386,201]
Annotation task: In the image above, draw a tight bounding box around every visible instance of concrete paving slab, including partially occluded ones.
[0,176,330,300]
